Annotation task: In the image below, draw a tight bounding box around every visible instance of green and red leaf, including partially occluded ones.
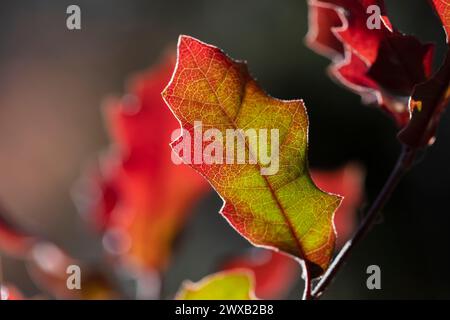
[162,36,342,276]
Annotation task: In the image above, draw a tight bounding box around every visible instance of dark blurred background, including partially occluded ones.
[0,0,449,299]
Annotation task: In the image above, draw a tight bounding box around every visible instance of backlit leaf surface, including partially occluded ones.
[163,36,342,276]
[176,270,256,300]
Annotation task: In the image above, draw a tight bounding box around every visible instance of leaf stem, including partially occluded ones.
[301,261,312,300]
[312,146,417,299]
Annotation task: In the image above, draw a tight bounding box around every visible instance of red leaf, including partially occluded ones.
[306,0,435,127]
[0,205,119,300]
[431,0,450,43]
[27,242,118,300]
[84,169,120,233]
[367,34,435,97]
[78,54,209,273]
[311,164,365,248]
[330,50,382,107]
[397,1,450,147]
[0,285,23,300]
[0,209,36,257]
[398,53,450,147]
[313,0,392,63]
[221,249,299,300]
[306,0,345,59]
[162,36,342,277]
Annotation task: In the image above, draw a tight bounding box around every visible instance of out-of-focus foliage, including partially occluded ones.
[176,270,257,300]
[77,54,209,275]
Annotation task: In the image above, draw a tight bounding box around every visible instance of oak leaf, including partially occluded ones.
[162,35,342,277]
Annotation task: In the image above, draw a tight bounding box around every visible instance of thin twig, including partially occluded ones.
[312,146,417,298]
[301,261,312,300]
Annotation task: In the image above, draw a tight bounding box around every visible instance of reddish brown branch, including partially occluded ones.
[312,146,417,298]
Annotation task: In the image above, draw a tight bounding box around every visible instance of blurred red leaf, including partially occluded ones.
[0,209,36,257]
[78,53,209,273]
[306,1,345,59]
[0,209,119,299]
[176,270,257,300]
[367,33,434,97]
[0,284,23,300]
[309,0,392,63]
[306,0,434,126]
[311,164,365,248]
[27,242,119,300]
[221,249,299,300]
